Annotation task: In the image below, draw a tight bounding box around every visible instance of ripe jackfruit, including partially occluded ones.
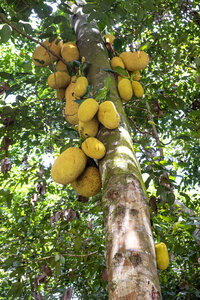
[51,147,87,185]
[70,166,102,197]
[104,34,115,45]
[74,76,88,98]
[131,70,141,81]
[47,72,70,89]
[155,242,169,270]
[110,57,125,70]
[78,117,99,138]
[65,76,79,125]
[97,101,120,130]
[81,137,106,160]
[61,42,80,63]
[56,60,68,72]
[118,78,133,102]
[119,51,149,71]
[78,98,99,122]
[56,88,65,100]
[32,38,63,67]
[132,81,144,98]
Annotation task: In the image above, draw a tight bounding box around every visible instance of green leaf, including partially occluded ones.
[74,236,82,253]
[0,72,14,79]
[113,66,129,78]
[7,282,23,297]
[0,24,12,43]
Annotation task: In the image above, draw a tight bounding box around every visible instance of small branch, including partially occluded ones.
[128,117,154,136]
[0,13,68,65]
[146,101,164,159]
[36,250,98,261]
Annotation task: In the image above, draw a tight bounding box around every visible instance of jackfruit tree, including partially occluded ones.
[0,0,200,299]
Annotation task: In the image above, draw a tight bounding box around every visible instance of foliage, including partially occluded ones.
[0,0,200,299]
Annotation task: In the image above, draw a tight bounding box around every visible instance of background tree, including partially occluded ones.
[0,0,199,299]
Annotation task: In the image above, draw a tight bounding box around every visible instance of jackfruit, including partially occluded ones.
[78,98,99,122]
[78,117,99,138]
[131,70,141,81]
[119,51,149,71]
[104,34,115,45]
[74,76,88,98]
[56,88,65,100]
[97,101,120,130]
[155,242,169,270]
[56,60,68,72]
[48,72,70,89]
[32,38,63,67]
[51,147,87,185]
[70,166,102,197]
[132,81,144,98]
[118,78,133,102]
[61,42,80,63]
[81,137,106,160]
[110,57,125,70]
[65,76,79,125]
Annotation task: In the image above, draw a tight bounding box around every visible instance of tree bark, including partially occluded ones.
[71,5,162,300]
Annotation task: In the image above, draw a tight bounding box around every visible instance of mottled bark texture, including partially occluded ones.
[71,5,162,300]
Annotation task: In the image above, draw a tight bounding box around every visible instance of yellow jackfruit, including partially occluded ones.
[61,42,80,63]
[56,88,65,100]
[110,57,125,70]
[70,166,102,197]
[74,76,88,98]
[119,51,149,71]
[97,101,120,130]
[51,147,87,185]
[104,34,115,45]
[132,81,144,98]
[65,76,79,125]
[78,117,99,138]
[155,242,169,270]
[78,98,99,122]
[48,72,70,89]
[32,38,63,67]
[118,78,133,102]
[131,70,141,81]
[81,137,106,160]
[56,60,68,72]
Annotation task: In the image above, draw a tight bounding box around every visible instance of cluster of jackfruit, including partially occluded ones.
[32,38,80,102]
[110,51,149,102]
[155,242,170,270]
[50,97,120,198]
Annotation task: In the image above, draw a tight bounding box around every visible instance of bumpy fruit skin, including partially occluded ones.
[104,34,115,45]
[74,76,88,98]
[155,242,169,270]
[51,147,87,185]
[118,78,133,102]
[56,88,65,100]
[32,39,63,67]
[78,98,99,122]
[119,51,149,71]
[47,72,70,89]
[97,101,120,129]
[110,57,125,70]
[132,81,144,98]
[131,70,141,81]
[78,117,99,138]
[56,60,68,72]
[61,42,80,62]
[65,76,79,125]
[70,166,102,197]
[81,137,106,159]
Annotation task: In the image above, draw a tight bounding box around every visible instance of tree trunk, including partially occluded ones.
[71,5,162,300]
